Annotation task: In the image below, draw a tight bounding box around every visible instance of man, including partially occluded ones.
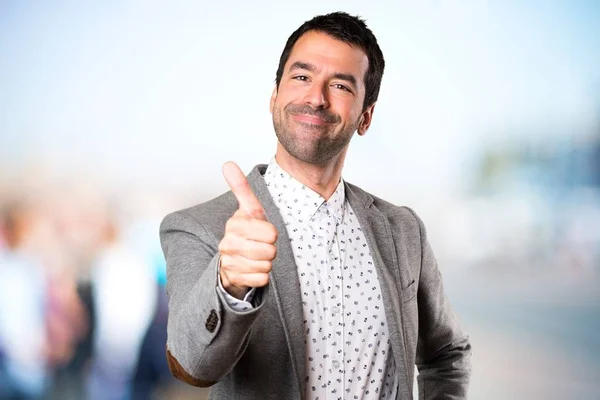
[160,12,471,400]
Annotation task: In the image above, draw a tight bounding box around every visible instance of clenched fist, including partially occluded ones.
[219,161,278,299]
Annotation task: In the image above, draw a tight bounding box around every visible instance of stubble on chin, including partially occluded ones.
[272,107,357,165]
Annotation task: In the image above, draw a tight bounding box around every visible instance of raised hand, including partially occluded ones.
[218,162,278,299]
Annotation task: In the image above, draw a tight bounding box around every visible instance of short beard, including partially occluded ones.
[273,104,358,165]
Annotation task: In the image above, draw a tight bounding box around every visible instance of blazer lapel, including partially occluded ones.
[345,183,412,399]
[248,165,306,399]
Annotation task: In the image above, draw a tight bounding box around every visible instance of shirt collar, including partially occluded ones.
[263,157,346,223]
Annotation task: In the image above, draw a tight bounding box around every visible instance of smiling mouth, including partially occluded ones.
[291,114,333,125]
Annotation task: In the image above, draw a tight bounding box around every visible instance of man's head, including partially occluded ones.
[275,12,385,113]
[270,12,385,166]
[0,199,35,250]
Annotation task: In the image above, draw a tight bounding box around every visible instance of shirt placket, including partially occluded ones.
[322,204,345,399]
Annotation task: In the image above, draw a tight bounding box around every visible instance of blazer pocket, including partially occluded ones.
[401,279,417,303]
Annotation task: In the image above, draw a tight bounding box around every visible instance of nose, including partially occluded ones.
[303,81,329,109]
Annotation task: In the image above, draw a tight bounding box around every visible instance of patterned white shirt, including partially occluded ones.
[220,158,398,399]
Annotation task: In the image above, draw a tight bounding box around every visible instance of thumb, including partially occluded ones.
[222,161,267,220]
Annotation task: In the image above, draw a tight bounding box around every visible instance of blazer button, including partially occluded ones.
[205,309,218,333]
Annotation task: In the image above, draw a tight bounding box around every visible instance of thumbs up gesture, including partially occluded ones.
[218,162,278,299]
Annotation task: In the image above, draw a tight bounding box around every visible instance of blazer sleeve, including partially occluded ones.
[407,209,472,399]
[159,209,268,387]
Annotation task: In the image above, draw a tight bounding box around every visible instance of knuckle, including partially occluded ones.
[256,273,270,287]
[219,236,238,255]
[220,254,234,269]
[267,225,278,243]
[218,239,229,254]
[267,244,277,260]
[252,260,271,273]
[226,215,244,232]
[227,273,244,288]
[263,261,273,273]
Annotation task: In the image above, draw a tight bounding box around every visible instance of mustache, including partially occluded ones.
[285,104,340,123]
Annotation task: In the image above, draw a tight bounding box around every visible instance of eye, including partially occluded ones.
[293,75,309,81]
[333,83,351,92]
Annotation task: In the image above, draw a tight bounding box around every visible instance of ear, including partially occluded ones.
[269,86,278,114]
[357,103,376,136]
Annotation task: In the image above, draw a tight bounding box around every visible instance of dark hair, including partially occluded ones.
[275,12,385,112]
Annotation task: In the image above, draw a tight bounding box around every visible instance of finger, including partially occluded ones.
[240,240,277,261]
[220,235,277,261]
[218,270,248,299]
[222,161,266,220]
[225,217,278,244]
[220,254,273,274]
[223,271,270,289]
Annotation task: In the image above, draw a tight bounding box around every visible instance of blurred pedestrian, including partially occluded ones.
[86,213,155,400]
[0,201,49,399]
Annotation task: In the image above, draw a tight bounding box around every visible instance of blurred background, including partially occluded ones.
[1,1,599,399]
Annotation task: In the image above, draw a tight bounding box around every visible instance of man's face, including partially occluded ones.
[270,31,374,165]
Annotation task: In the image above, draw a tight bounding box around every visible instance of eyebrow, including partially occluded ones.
[289,61,358,89]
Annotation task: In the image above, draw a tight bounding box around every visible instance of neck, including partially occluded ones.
[275,144,347,200]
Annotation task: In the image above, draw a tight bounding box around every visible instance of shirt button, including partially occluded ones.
[332,306,340,314]
[332,360,340,369]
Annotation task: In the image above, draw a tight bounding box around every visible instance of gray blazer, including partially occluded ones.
[160,164,471,400]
